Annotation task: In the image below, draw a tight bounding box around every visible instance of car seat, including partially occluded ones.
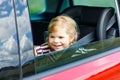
[60,5,116,45]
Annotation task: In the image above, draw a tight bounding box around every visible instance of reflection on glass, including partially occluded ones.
[0,0,13,18]
[14,0,35,77]
[0,0,19,79]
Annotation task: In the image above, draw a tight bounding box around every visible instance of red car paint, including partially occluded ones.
[41,51,120,80]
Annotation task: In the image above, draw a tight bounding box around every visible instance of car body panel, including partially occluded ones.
[40,51,120,80]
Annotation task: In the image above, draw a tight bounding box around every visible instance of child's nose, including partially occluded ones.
[54,38,59,43]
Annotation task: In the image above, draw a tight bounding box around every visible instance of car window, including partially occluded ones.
[35,37,120,76]
[73,0,115,8]
[27,0,118,72]
[24,0,120,79]
[0,0,20,79]
[28,0,71,21]
[28,0,45,15]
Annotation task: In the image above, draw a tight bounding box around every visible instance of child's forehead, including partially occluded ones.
[50,30,69,36]
[49,22,69,33]
[53,27,66,32]
[49,27,71,37]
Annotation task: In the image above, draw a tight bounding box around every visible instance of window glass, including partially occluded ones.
[28,0,45,15]
[14,0,35,78]
[28,0,69,19]
[28,0,59,21]
[73,0,115,8]
[35,37,120,73]
[0,0,20,79]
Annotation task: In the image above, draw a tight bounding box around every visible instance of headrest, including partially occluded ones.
[60,6,115,26]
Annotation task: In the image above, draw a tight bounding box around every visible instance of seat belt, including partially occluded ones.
[72,32,94,47]
[71,15,116,47]
[106,15,116,30]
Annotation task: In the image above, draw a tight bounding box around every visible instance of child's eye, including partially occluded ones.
[50,36,54,38]
[59,36,64,39]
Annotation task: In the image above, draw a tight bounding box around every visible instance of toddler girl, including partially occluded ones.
[34,15,79,56]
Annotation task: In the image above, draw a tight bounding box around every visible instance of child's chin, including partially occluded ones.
[54,48,63,51]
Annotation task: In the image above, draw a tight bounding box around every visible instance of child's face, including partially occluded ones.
[48,28,73,51]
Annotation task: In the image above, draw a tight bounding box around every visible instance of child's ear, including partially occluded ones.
[70,37,75,43]
[44,31,49,42]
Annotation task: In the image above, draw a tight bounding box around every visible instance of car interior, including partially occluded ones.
[31,2,119,46]
[31,0,71,45]
[60,5,118,46]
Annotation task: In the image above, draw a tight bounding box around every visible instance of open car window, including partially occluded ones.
[35,37,120,75]
[25,0,120,79]
[26,0,120,79]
